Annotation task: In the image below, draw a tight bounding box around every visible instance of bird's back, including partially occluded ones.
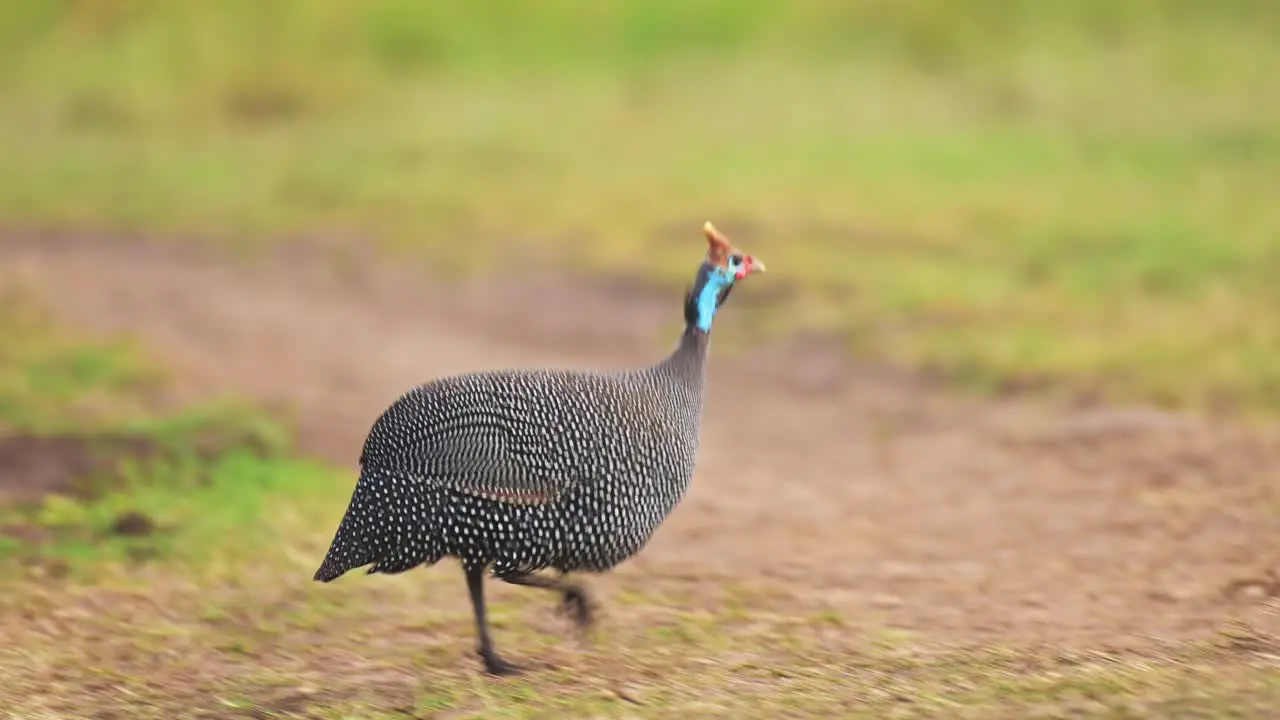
[360,363,702,500]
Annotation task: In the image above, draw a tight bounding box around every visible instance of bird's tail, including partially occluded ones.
[313,492,378,582]
[312,466,392,582]
[313,558,349,583]
[312,467,435,582]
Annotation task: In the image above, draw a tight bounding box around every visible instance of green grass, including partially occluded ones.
[0,288,310,575]
[0,407,304,560]
[0,289,161,432]
[3,1,1280,410]
[0,290,311,574]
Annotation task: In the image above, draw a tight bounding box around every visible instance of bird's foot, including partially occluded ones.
[479,649,522,676]
[560,586,595,633]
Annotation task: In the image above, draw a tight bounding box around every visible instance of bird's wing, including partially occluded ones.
[357,372,608,505]
[394,422,581,504]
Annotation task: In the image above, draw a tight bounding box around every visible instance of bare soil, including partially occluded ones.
[0,433,145,505]
[2,229,1278,650]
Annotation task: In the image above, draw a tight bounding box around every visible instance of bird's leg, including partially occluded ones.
[501,571,595,632]
[465,563,521,676]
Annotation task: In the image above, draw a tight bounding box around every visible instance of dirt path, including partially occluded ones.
[3,230,1277,648]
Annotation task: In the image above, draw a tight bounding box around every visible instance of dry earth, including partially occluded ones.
[2,229,1278,657]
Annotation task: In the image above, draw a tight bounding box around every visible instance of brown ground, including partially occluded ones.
[2,229,1278,652]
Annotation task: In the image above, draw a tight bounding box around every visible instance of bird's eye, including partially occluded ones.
[729,254,743,266]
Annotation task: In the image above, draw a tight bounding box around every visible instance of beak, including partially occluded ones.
[749,256,766,274]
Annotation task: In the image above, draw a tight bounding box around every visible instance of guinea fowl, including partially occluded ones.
[312,221,766,675]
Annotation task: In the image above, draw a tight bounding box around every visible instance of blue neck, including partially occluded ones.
[690,264,734,332]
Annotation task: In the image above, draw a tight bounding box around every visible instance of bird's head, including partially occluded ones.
[684,221,766,333]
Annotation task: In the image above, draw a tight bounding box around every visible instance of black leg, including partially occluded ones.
[501,571,595,632]
[465,564,520,676]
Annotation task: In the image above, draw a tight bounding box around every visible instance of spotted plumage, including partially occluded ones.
[313,222,766,675]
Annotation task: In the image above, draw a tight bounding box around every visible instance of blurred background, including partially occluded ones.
[3,0,1278,409]
[4,2,1280,716]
